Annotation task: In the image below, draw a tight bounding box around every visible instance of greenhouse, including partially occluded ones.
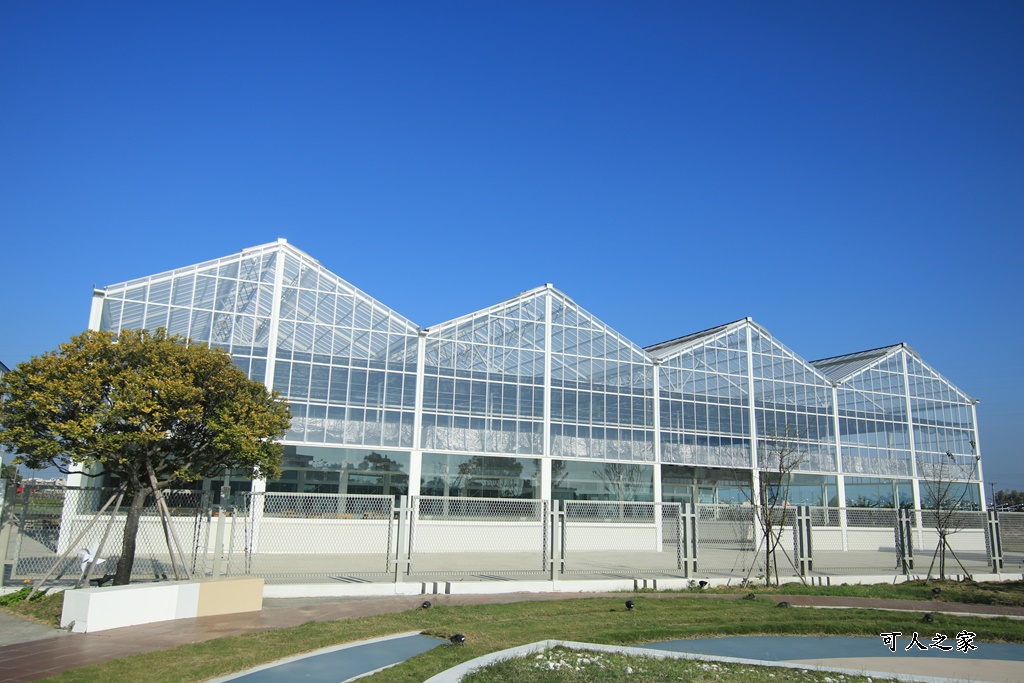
[75,238,984,513]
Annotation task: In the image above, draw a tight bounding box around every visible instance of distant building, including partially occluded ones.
[77,239,984,510]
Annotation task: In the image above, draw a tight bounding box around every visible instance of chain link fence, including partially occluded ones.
[1001,512,1024,572]
[236,492,394,580]
[561,501,685,576]
[0,483,1013,586]
[407,496,548,578]
[692,504,759,577]
[1,484,210,585]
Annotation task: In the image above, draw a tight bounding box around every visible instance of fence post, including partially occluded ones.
[549,500,565,581]
[394,495,411,583]
[0,480,9,587]
[897,508,915,574]
[680,503,698,577]
[793,505,813,576]
[211,506,228,579]
[987,509,1003,574]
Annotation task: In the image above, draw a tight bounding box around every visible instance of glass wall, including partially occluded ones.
[272,252,420,449]
[762,473,838,507]
[844,476,913,508]
[100,246,279,384]
[421,453,539,499]
[549,295,655,461]
[93,241,983,510]
[749,327,835,473]
[658,327,751,469]
[834,353,912,477]
[421,293,546,455]
[265,445,409,497]
[661,465,751,505]
[552,459,654,502]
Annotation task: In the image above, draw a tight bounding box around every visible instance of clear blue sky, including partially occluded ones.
[2,2,1022,492]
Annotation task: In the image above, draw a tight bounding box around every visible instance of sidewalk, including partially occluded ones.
[0,593,1021,682]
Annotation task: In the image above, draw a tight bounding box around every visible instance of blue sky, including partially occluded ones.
[2,2,1022,492]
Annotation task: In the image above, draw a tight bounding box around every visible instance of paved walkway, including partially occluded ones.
[0,593,1022,682]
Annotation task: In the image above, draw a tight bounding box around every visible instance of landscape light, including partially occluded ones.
[449,634,466,645]
[744,593,756,600]
[422,601,432,609]
[698,580,709,589]
[777,601,790,608]
[923,613,935,623]
[932,587,942,595]
[625,600,635,611]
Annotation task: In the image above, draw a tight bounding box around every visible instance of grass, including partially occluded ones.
[0,586,65,627]
[651,579,1024,607]
[36,593,1024,683]
[460,646,893,683]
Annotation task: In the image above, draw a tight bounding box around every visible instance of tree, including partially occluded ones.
[745,427,808,586]
[1,462,21,485]
[995,489,1024,511]
[919,449,979,580]
[0,329,291,585]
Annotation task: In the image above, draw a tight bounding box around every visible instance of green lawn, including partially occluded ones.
[460,646,892,683]
[654,578,1024,607]
[38,591,1024,683]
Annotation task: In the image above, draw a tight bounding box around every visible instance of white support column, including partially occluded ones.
[745,324,762,540]
[832,385,848,550]
[652,360,662,504]
[252,242,288,498]
[413,330,427,451]
[541,289,553,502]
[88,289,105,331]
[262,240,288,398]
[407,450,422,498]
[408,330,428,500]
[971,401,985,512]
[901,351,924,539]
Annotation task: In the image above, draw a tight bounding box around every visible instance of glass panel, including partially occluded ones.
[421,453,539,499]
[266,445,409,497]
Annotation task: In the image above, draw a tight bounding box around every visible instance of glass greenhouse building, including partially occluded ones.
[82,239,985,512]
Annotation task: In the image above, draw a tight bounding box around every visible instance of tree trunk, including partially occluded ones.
[114,487,150,586]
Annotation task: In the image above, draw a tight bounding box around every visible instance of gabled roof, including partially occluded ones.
[644,318,748,360]
[810,343,918,383]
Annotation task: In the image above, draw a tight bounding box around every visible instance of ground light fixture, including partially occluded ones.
[744,593,756,600]
[422,601,432,609]
[777,601,790,608]
[932,587,942,595]
[924,613,935,623]
[625,600,635,611]
[698,580,709,588]
[449,634,466,645]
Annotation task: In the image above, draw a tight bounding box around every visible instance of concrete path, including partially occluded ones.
[0,613,67,648]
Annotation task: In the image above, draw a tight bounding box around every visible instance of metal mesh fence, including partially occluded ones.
[693,504,758,577]
[1,485,1014,586]
[236,492,394,580]
[915,509,991,576]
[1001,512,1024,572]
[2,485,210,584]
[408,496,548,577]
[811,507,900,575]
[561,501,685,576]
